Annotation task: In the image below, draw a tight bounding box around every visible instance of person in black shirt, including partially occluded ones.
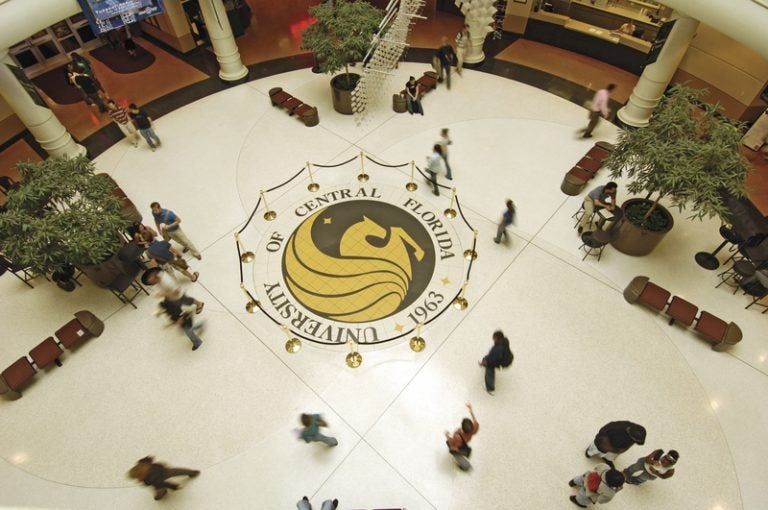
[479,330,512,394]
[128,456,200,500]
[72,72,107,112]
[129,103,162,151]
[436,37,457,90]
[404,76,423,115]
[586,421,646,466]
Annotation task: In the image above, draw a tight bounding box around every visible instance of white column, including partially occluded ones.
[197,0,248,82]
[460,0,495,64]
[617,15,699,128]
[0,50,86,158]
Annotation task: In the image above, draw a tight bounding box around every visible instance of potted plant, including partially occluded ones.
[606,85,751,256]
[300,0,384,114]
[0,156,133,287]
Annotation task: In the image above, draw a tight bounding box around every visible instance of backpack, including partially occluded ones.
[500,339,514,368]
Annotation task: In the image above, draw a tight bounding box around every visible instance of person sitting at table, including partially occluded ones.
[578,181,618,234]
[613,21,637,35]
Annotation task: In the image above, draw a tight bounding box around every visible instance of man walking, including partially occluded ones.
[437,128,453,180]
[425,144,446,196]
[299,413,338,446]
[494,200,516,244]
[586,420,646,466]
[479,330,513,394]
[151,202,201,260]
[130,103,162,151]
[569,463,625,507]
[582,84,616,138]
[72,71,107,112]
[143,232,199,282]
[444,403,479,471]
[436,37,457,89]
[107,100,140,147]
[128,456,200,501]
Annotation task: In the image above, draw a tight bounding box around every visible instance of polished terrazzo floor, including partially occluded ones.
[1,62,766,510]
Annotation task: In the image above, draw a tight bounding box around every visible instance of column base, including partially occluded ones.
[218,69,249,85]
[617,106,650,128]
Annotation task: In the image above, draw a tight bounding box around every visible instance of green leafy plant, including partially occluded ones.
[0,156,129,275]
[300,0,384,90]
[607,85,751,231]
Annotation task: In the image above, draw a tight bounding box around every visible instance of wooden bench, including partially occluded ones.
[0,311,104,399]
[561,142,614,196]
[624,276,742,351]
[268,87,319,127]
[393,71,439,113]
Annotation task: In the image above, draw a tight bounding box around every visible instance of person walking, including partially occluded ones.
[479,330,513,395]
[143,231,199,282]
[582,84,616,138]
[297,496,339,510]
[71,70,107,112]
[425,144,445,196]
[127,456,200,501]
[299,413,338,446]
[158,297,205,350]
[455,25,470,76]
[586,421,646,466]
[569,463,625,508]
[578,182,617,234]
[494,200,516,244]
[436,37,457,89]
[444,403,479,471]
[107,100,140,147]
[437,128,453,180]
[151,202,201,260]
[142,267,204,313]
[405,76,423,115]
[130,103,162,151]
[623,449,678,485]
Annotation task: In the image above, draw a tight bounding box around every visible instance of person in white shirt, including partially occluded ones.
[425,144,446,196]
[436,128,453,180]
[582,84,616,138]
[569,463,625,507]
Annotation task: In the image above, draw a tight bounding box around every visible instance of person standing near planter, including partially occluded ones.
[578,182,618,234]
[425,144,446,196]
[582,84,616,139]
[130,103,162,151]
[455,25,470,76]
[405,76,423,115]
[436,37,457,90]
[151,202,201,260]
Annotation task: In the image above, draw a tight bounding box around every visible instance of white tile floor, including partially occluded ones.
[1,63,766,509]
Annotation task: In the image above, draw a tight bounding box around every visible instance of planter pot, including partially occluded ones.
[331,73,360,115]
[609,198,674,256]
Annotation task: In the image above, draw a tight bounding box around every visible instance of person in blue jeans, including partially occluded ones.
[129,103,162,151]
[159,298,204,351]
[297,496,339,510]
[300,413,338,446]
[479,330,512,395]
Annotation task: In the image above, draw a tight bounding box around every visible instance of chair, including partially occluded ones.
[694,311,742,351]
[0,255,35,288]
[1,357,36,397]
[585,146,610,161]
[741,279,768,311]
[568,166,593,182]
[623,276,671,311]
[576,156,603,173]
[579,230,609,261]
[29,337,63,369]
[666,296,698,326]
[108,273,148,309]
[715,260,755,294]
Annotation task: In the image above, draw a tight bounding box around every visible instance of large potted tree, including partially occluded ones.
[0,156,134,288]
[606,85,751,256]
[300,0,384,115]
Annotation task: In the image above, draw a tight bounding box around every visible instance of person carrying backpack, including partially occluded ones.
[479,330,513,395]
[568,463,625,507]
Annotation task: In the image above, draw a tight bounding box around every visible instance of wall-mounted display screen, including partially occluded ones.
[76,0,165,35]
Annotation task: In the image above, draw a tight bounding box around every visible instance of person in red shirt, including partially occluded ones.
[444,403,479,471]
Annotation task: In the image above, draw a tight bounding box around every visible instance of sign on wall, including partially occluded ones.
[77,0,165,35]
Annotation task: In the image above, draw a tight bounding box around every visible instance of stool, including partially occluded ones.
[393,94,407,113]
[579,230,609,261]
[716,260,756,294]
[666,296,698,326]
[572,202,598,230]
